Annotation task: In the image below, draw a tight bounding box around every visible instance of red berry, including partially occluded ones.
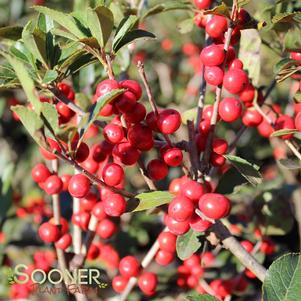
[102,163,124,186]
[147,159,168,181]
[163,147,183,167]
[206,15,228,39]
[138,272,157,295]
[168,196,194,222]
[80,192,98,212]
[274,114,295,140]
[155,249,174,266]
[239,83,255,103]
[119,256,140,278]
[146,111,159,131]
[237,9,251,28]
[241,240,254,252]
[204,66,224,86]
[96,79,119,97]
[119,80,142,100]
[92,141,113,162]
[210,152,226,167]
[194,0,211,9]
[181,180,205,202]
[103,193,126,217]
[81,157,99,174]
[68,174,90,198]
[31,163,51,183]
[200,44,225,66]
[257,120,274,138]
[189,214,212,232]
[157,109,181,134]
[127,123,154,151]
[169,178,182,194]
[223,69,249,94]
[290,52,301,61]
[96,218,117,239]
[44,175,63,195]
[115,91,137,113]
[74,143,90,163]
[260,239,275,255]
[103,124,125,144]
[212,138,228,155]
[92,202,107,220]
[112,275,128,293]
[229,58,243,69]
[113,142,140,165]
[242,109,263,127]
[38,222,60,243]
[55,233,72,250]
[210,279,232,298]
[86,243,100,260]
[218,97,242,122]
[295,112,301,131]
[199,193,231,219]
[164,214,190,235]
[56,102,75,121]
[158,231,177,253]
[124,102,146,124]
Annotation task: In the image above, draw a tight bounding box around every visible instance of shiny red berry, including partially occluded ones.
[212,138,228,155]
[147,159,168,181]
[124,102,146,124]
[206,15,228,39]
[274,114,295,140]
[115,91,137,113]
[68,174,90,198]
[103,124,124,144]
[102,163,124,186]
[158,231,177,253]
[119,256,140,278]
[113,142,140,165]
[218,97,242,122]
[92,202,107,220]
[181,180,205,202]
[199,193,231,219]
[242,109,263,127]
[223,69,249,94]
[155,249,174,266]
[55,233,72,250]
[194,0,211,9]
[96,79,119,97]
[31,163,51,183]
[164,214,190,235]
[119,79,142,100]
[157,109,181,134]
[163,147,183,167]
[44,175,63,195]
[103,193,126,217]
[138,272,157,295]
[204,66,224,86]
[200,44,225,66]
[96,218,117,239]
[38,222,60,243]
[80,192,98,212]
[168,196,194,222]
[112,275,128,293]
[127,123,154,151]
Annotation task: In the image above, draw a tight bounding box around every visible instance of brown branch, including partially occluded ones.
[187,120,201,179]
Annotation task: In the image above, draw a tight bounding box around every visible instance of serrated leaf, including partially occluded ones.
[0,26,23,40]
[42,70,58,84]
[204,2,230,18]
[278,158,301,170]
[77,89,124,146]
[113,29,156,53]
[224,154,262,186]
[238,29,261,86]
[113,15,138,52]
[128,191,173,212]
[177,18,194,34]
[3,54,42,114]
[176,229,202,260]
[34,6,87,39]
[141,1,192,20]
[263,253,301,301]
[186,295,219,301]
[87,6,114,48]
[270,128,297,137]
[11,106,45,147]
[41,102,59,134]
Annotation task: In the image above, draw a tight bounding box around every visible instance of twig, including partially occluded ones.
[54,151,135,198]
[138,158,157,190]
[105,54,115,80]
[187,120,200,179]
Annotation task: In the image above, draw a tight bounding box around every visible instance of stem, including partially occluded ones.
[73,171,82,255]
[187,120,200,179]
[54,151,135,198]
[208,221,267,282]
[138,158,157,190]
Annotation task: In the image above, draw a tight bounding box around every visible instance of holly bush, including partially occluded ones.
[0,0,301,300]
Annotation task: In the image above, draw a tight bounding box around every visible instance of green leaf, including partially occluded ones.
[41,102,59,134]
[3,54,42,114]
[42,70,58,84]
[224,154,262,186]
[1,163,15,195]
[38,14,54,33]
[237,0,251,8]
[177,18,194,34]
[272,12,301,24]
[113,15,138,52]
[113,29,156,53]
[270,128,297,137]
[176,229,202,260]
[141,1,192,20]
[34,6,87,39]
[204,2,230,18]
[77,89,124,145]
[0,26,23,40]
[278,158,301,170]
[186,295,219,301]
[285,26,301,51]
[128,191,173,212]
[87,6,114,48]
[238,29,261,86]
[263,253,301,301]
[11,106,45,147]
[51,28,78,41]
[274,58,301,74]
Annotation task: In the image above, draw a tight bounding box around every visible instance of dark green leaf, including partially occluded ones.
[3,54,42,114]
[34,6,87,39]
[113,29,156,53]
[87,6,114,48]
[128,191,173,212]
[0,26,23,40]
[186,295,219,301]
[176,229,202,260]
[51,28,78,41]
[270,129,297,137]
[263,253,301,301]
[42,70,58,84]
[224,154,262,186]
[278,158,301,170]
